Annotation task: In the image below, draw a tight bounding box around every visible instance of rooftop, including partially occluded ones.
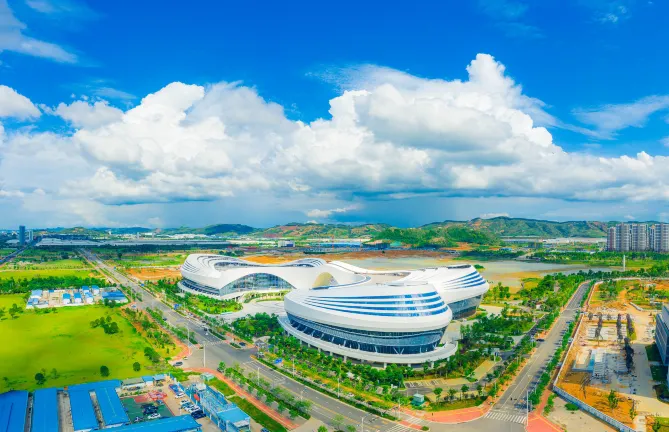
[31,388,59,432]
[0,390,28,432]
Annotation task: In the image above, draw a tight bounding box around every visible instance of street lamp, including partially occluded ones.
[361,414,371,432]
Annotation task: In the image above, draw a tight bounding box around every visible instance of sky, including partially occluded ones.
[1,0,669,229]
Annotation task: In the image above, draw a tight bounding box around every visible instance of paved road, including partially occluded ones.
[485,281,590,426]
[82,249,524,432]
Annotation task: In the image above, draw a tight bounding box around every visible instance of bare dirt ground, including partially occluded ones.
[127,267,181,281]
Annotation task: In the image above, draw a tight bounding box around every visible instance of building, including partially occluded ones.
[179,254,489,364]
[607,223,669,252]
[656,304,669,366]
[18,225,26,246]
[277,240,295,247]
[0,390,28,432]
[28,230,34,243]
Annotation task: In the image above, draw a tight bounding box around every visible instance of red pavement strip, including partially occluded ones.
[527,412,563,432]
[186,368,298,430]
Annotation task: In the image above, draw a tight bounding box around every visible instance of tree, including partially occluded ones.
[318,426,328,432]
[50,368,59,379]
[477,384,483,397]
[133,362,141,372]
[0,307,5,320]
[460,384,469,400]
[289,410,299,420]
[100,365,110,377]
[607,390,619,411]
[345,425,356,432]
[433,387,443,404]
[448,388,457,401]
[34,372,46,385]
[218,361,226,372]
[331,414,345,431]
[629,401,637,420]
[277,404,286,414]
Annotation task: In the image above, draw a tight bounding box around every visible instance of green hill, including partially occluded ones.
[256,223,390,239]
[422,217,611,238]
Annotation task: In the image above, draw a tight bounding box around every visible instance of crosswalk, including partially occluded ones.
[385,414,427,432]
[485,410,527,424]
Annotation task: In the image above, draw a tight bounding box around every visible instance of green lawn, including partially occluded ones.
[210,378,236,396]
[647,344,663,363]
[0,269,100,280]
[10,259,91,270]
[0,306,166,392]
[0,293,26,309]
[424,396,486,412]
[228,395,287,432]
[651,365,669,382]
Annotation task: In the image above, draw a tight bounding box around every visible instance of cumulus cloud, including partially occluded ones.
[2,53,669,226]
[306,205,358,219]
[0,85,40,119]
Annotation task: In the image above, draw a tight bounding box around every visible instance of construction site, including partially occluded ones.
[554,279,667,431]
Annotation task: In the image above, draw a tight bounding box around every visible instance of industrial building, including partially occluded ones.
[180,254,488,364]
[26,287,126,310]
[0,379,202,432]
[607,223,669,252]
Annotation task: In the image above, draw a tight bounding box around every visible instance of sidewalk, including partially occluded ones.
[186,367,298,430]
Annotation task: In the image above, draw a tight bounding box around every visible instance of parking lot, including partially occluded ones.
[121,397,173,423]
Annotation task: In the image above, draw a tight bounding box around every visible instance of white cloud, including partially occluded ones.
[661,136,669,147]
[624,214,635,220]
[4,54,669,226]
[306,205,358,219]
[0,0,77,63]
[480,212,510,219]
[572,95,669,139]
[53,100,123,129]
[0,85,40,119]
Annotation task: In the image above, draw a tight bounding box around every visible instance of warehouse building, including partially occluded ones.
[31,388,59,432]
[0,390,28,432]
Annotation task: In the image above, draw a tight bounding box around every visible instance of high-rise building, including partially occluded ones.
[607,223,669,252]
[27,230,34,243]
[18,226,26,246]
[607,227,617,252]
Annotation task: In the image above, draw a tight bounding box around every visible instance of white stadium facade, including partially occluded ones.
[179,254,489,365]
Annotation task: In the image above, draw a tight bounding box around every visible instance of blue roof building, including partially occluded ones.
[111,415,201,432]
[95,386,129,427]
[68,389,97,432]
[62,293,71,299]
[30,289,42,298]
[82,286,89,290]
[74,292,82,299]
[31,388,59,432]
[0,390,28,432]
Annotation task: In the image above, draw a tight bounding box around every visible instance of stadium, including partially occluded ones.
[179,254,489,365]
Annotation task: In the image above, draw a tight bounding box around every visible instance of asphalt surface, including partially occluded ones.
[82,249,535,432]
[486,281,589,425]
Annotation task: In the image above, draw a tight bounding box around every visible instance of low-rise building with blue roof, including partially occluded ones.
[111,415,201,432]
[95,386,129,427]
[68,388,98,432]
[0,390,28,432]
[31,388,59,432]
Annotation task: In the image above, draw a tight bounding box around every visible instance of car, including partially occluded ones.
[239,342,246,347]
[261,429,270,432]
[185,406,199,413]
[180,400,192,407]
[147,413,161,420]
[173,361,183,366]
[191,411,205,419]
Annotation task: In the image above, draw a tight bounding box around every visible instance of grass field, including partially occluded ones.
[0,268,101,280]
[228,395,288,432]
[0,293,25,309]
[424,396,486,412]
[0,306,167,392]
[652,417,669,432]
[8,258,91,270]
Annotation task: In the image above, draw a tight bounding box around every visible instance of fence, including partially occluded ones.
[552,386,635,432]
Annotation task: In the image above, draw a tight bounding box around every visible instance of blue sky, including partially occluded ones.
[1,0,669,228]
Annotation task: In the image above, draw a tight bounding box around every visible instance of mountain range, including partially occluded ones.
[31,217,629,244]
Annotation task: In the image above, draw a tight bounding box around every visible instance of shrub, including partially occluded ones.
[565,403,579,411]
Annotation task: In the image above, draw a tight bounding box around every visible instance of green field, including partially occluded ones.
[228,395,287,432]
[0,293,25,309]
[0,269,100,280]
[8,258,91,270]
[0,306,166,392]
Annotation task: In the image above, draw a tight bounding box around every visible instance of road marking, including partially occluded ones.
[485,410,527,424]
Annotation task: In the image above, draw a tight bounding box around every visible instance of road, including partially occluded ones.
[82,249,523,432]
[484,281,590,426]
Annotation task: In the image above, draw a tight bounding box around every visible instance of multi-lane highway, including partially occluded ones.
[484,280,589,426]
[81,249,535,432]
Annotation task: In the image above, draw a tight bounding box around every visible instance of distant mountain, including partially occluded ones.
[256,223,391,239]
[423,217,611,238]
[159,224,257,236]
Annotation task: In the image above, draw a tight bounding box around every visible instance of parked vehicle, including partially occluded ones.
[173,361,183,366]
[147,413,161,420]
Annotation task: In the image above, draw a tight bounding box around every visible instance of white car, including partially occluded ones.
[147,413,161,420]
[179,400,192,407]
[185,405,199,413]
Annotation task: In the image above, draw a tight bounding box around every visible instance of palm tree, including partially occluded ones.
[433,387,443,404]
[460,385,469,400]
